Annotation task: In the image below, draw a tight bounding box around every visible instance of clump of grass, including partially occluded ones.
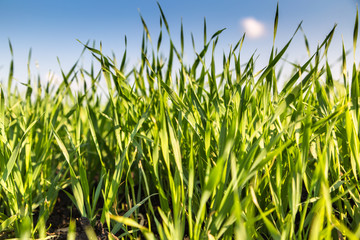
[1,3,360,240]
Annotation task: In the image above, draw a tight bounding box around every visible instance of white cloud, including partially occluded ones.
[240,17,266,39]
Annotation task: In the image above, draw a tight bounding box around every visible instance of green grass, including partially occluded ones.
[1,4,360,239]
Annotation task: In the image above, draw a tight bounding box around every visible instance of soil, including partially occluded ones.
[45,190,116,240]
[1,186,163,239]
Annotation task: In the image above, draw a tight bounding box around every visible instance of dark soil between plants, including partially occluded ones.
[1,186,163,239]
[46,190,115,240]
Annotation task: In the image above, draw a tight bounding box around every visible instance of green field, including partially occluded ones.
[2,4,360,239]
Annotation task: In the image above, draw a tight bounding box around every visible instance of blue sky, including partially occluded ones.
[0,0,359,89]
